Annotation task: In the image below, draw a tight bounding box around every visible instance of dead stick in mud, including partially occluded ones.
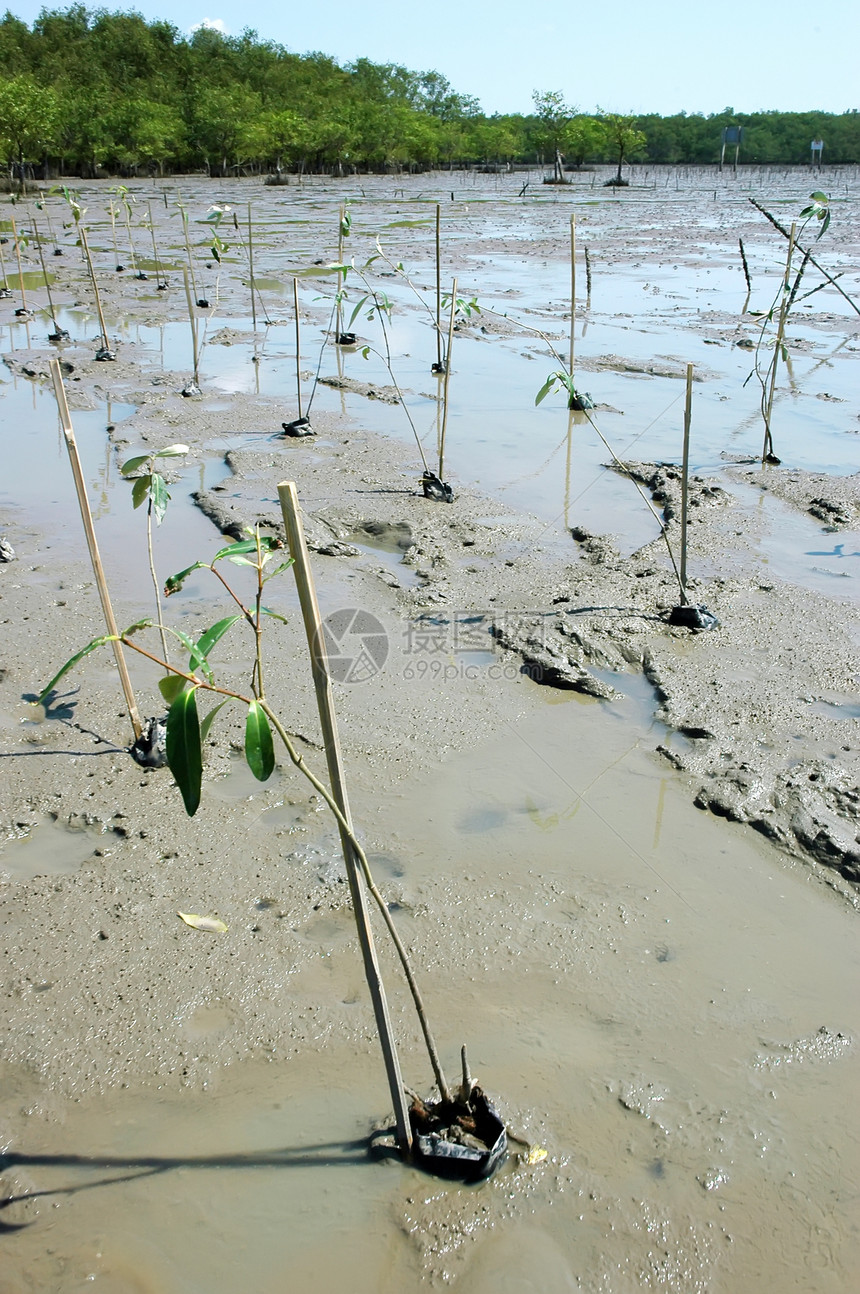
[50,360,143,742]
[438,278,457,480]
[247,202,257,334]
[278,483,414,1155]
[679,363,693,602]
[748,197,860,319]
[78,226,112,355]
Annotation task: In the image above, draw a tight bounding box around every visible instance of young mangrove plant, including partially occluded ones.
[746,192,832,464]
[37,505,503,1172]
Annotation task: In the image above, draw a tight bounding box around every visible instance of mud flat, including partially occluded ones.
[1,170,859,1291]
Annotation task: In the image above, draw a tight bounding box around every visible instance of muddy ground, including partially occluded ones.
[0,168,858,1292]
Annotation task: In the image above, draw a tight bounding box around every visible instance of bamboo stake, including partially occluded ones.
[293,277,303,420]
[182,267,200,385]
[32,217,68,340]
[10,215,28,314]
[679,363,693,602]
[435,203,442,370]
[584,246,592,303]
[568,214,576,379]
[336,204,344,340]
[78,225,113,357]
[277,481,413,1155]
[147,201,166,289]
[438,278,457,480]
[108,201,123,270]
[762,221,796,462]
[50,359,142,742]
[247,202,257,334]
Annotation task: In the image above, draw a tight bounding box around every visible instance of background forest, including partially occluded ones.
[0,6,858,177]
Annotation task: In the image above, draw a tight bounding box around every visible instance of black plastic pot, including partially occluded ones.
[421,471,454,503]
[129,716,168,769]
[763,452,781,465]
[181,380,202,397]
[53,248,64,256]
[282,417,314,437]
[115,264,125,273]
[411,1088,507,1181]
[134,271,148,281]
[0,288,12,299]
[568,389,594,411]
[667,603,719,631]
[48,328,70,343]
[336,331,357,346]
[14,307,32,319]
[431,360,447,375]
[95,346,116,362]
[196,297,210,308]
[157,282,168,292]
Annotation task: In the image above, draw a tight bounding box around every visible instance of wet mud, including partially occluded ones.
[1,167,859,1292]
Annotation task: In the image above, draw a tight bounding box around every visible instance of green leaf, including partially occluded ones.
[799,205,814,219]
[121,454,151,476]
[348,295,368,327]
[361,346,371,360]
[154,444,189,459]
[158,674,187,703]
[195,616,242,661]
[131,475,151,509]
[166,686,202,816]
[212,536,281,562]
[200,697,230,744]
[170,628,212,682]
[228,554,255,566]
[38,636,115,704]
[260,605,288,623]
[164,562,206,596]
[261,559,294,585]
[535,376,557,407]
[150,474,169,526]
[245,701,275,782]
[810,191,828,203]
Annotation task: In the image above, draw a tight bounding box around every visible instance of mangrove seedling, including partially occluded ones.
[37,517,480,1165]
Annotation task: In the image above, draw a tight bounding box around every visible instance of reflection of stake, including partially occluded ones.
[0,234,12,295]
[278,481,414,1157]
[438,278,457,480]
[50,360,142,743]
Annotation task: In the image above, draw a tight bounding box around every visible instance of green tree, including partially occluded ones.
[562,115,605,168]
[599,111,647,183]
[0,74,59,180]
[532,89,574,181]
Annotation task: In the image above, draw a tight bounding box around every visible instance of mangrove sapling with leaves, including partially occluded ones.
[110,186,145,279]
[57,187,115,360]
[746,192,832,464]
[120,444,190,668]
[37,527,462,1159]
[372,238,480,373]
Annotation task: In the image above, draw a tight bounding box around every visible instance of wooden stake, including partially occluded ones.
[738,238,752,293]
[182,268,200,384]
[247,202,257,334]
[78,225,112,354]
[50,360,142,742]
[293,278,303,420]
[438,278,457,480]
[569,214,576,379]
[147,201,165,287]
[277,481,413,1155]
[680,363,693,601]
[435,203,442,370]
[10,214,28,313]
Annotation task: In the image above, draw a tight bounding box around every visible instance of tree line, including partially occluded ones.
[0,7,857,178]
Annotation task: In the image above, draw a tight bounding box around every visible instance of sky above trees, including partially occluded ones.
[3,0,858,117]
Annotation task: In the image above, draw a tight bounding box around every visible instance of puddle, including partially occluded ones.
[0,814,104,882]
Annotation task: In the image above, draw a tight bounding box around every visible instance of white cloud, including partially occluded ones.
[190,18,229,34]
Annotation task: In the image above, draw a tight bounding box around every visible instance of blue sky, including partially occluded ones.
[6,0,858,116]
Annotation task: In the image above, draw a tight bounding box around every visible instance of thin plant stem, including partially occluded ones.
[182,268,199,383]
[293,278,303,420]
[78,226,111,353]
[569,213,576,378]
[435,203,442,369]
[761,221,796,462]
[679,363,693,601]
